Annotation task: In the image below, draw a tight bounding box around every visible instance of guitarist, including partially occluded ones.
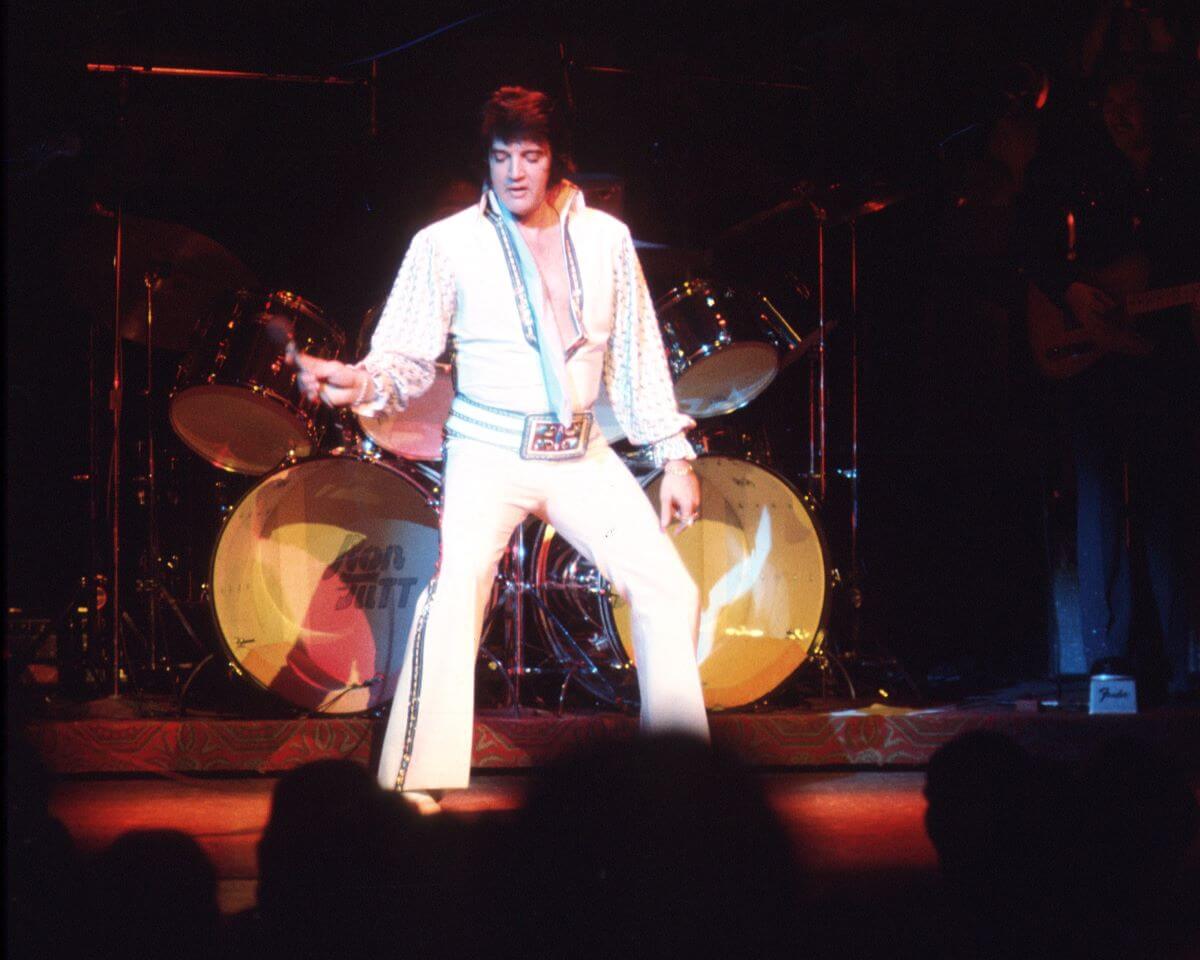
[1019,69,1199,701]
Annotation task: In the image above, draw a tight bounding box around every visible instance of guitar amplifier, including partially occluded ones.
[1088,674,1137,714]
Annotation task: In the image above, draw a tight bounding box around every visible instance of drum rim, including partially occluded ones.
[654,277,717,312]
[207,451,442,714]
[657,280,782,399]
[221,287,347,348]
[263,289,346,342]
[530,453,834,710]
[168,382,321,475]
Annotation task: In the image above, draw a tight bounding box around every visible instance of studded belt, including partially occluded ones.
[444,394,594,461]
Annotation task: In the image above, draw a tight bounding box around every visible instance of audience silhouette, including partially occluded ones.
[7,729,1199,960]
[84,829,219,960]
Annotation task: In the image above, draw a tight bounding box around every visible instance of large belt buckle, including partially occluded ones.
[520,412,593,461]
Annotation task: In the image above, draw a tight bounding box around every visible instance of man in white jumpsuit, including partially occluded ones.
[298,87,709,809]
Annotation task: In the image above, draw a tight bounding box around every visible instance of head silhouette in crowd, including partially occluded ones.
[488,732,801,960]
[85,829,219,960]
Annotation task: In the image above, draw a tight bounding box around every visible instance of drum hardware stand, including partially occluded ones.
[540,587,633,715]
[105,76,130,698]
[797,623,858,700]
[483,527,628,715]
[127,270,206,684]
[44,225,109,697]
[817,212,829,503]
[807,204,830,503]
[177,653,217,715]
[479,528,534,713]
[141,271,164,671]
[485,528,559,714]
[801,209,924,704]
[24,575,110,699]
[844,220,921,703]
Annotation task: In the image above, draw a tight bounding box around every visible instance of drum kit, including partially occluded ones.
[69,182,901,718]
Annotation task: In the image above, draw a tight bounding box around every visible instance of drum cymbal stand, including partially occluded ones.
[133,271,205,680]
[834,217,921,702]
[799,203,854,699]
[811,206,829,504]
[105,80,129,698]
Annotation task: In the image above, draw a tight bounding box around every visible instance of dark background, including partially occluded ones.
[6,0,1196,690]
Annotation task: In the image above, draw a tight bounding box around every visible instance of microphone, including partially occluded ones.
[263,313,329,406]
[262,313,295,359]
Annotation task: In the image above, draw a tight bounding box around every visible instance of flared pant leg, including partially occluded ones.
[377,440,535,791]
[544,447,709,739]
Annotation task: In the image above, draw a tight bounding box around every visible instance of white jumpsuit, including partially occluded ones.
[356,184,709,791]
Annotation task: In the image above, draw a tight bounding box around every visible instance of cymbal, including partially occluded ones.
[807,178,907,226]
[64,209,258,351]
[719,176,907,243]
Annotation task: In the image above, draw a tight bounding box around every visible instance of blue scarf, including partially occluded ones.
[493,193,574,427]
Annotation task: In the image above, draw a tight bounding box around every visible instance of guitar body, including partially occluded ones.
[1027,254,1196,381]
[1026,282,1103,381]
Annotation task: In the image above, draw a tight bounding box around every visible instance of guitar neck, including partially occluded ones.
[1125,283,1200,317]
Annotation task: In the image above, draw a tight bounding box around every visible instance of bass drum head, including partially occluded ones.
[211,455,440,713]
[616,456,827,709]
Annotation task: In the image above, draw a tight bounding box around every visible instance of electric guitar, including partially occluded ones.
[1026,254,1199,381]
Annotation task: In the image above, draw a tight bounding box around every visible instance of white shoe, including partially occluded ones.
[398,790,442,816]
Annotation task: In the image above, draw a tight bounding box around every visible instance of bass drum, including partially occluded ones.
[210,454,441,714]
[532,455,829,710]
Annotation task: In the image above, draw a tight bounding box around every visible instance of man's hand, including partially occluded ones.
[1064,281,1116,333]
[659,461,700,531]
[293,352,373,408]
[1063,281,1152,356]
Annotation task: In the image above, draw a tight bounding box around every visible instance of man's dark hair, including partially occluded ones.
[480,86,574,184]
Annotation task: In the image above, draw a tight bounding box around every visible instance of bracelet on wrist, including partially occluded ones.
[662,460,694,476]
[354,372,376,406]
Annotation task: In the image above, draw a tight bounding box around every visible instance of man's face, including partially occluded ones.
[1102,78,1150,155]
[489,137,552,219]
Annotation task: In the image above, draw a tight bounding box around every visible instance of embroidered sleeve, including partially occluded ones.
[604,226,696,465]
[353,229,456,417]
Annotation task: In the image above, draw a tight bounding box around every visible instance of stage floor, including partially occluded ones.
[22,682,1200,776]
